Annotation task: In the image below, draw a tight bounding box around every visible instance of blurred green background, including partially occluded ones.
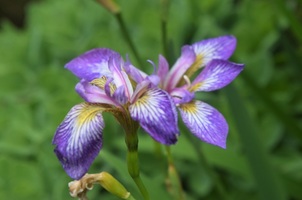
[0,0,302,199]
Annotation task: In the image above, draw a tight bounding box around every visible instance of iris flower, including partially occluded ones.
[52,48,179,179]
[154,35,244,148]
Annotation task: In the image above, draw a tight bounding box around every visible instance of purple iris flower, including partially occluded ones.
[154,35,245,148]
[52,48,179,180]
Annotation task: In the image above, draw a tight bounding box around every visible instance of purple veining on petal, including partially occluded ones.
[65,48,116,81]
[129,88,179,145]
[112,86,128,105]
[130,80,151,104]
[157,55,169,87]
[178,100,228,148]
[163,45,196,92]
[191,35,237,67]
[52,103,105,179]
[169,88,195,104]
[191,59,244,92]
[75,79,118,106]
[108,53,133,99]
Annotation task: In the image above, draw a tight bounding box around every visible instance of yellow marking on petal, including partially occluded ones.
[189,82,203,92]
[177,54,204,87]
[133,93,149,107]
[90,76,107,89]
[178,101,197,114]
[76,103,112,127]
[90,76,117,95]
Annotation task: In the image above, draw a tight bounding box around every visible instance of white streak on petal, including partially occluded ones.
[178,100,228,148]
[52,103,105,179]
[129,88,179,145]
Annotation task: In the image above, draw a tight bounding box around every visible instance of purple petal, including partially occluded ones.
[112,86,128,105]
[52,103,105,179]
[157,55,169,86]
[191,35,237,68]
[191,59,244,92]
[65,48,116,81]
[178,100,228,148]
[129,88,179,145]
[169,88,195,104]
[130,80,151,104]
[163,45,196,92]
[145,74,160,86]
[108,53,133,98]
[75,79,118,106]
[124,55,145,84]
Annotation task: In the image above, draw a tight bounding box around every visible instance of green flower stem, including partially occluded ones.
[125,131,150,200]
[154,141,167,176]
[126,195,136,200]
[165,145,185,200]
[114,13,144,68]
[182,130,230,200]
[160,0,171,64]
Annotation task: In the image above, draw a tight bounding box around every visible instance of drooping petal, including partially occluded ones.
[75,79,118,106]
[190,59,244,92]
[169,88,195,104]
[181,36,237,81]
[178,100,228,148]
[65,48,116,81]
[108,53,133,99]
[52,103,106,179]
[191,35,237,67]
[157,55,169,86]
[163,45,196,92]
[129,88,179,145]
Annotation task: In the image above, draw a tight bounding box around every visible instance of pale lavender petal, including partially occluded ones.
[75,79,118,106]
[191,59,244,92]
[170,88,195,104]
[191,35,237,68]
[129,88,179,145]
[52,103,105,179]
[112,86,128,105]
[163,45,196,92]
[124,55,144,84]
[108,53,133,98]
[157,55,169,86]
[145,75,160,87]
[65,48,116,81]
[178,100,228,148]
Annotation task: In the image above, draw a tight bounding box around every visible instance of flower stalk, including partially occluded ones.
[95,0,120,14]
[165,146,185,200]
[68,172,135,200]
[114,13,144,69]
[160,0,171,64]
[125,130,150,200]
[95,0,143,68]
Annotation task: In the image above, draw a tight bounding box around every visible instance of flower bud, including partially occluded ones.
[96,0,120,14]
[68,172,130,200]
[98,172,130,199]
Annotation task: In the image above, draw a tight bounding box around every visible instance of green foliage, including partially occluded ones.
[0,0,302,199]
